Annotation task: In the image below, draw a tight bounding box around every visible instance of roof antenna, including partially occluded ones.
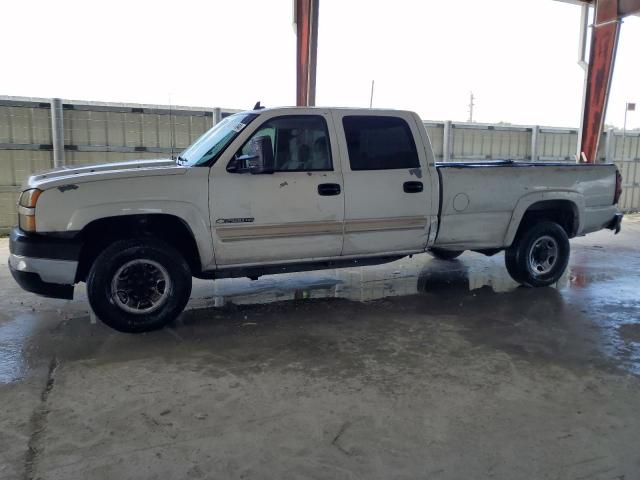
[253,101,265,110]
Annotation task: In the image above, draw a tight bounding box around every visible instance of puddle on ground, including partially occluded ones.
[0,313,45,383]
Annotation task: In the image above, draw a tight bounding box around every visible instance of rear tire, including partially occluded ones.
[504,221,570,287]
[429,248,464,261]
[86,238,192,333]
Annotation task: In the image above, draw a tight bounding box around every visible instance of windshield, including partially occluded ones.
[178,113,258,166]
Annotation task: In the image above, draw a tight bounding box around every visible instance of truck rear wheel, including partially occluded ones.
[504,221,570,287]
[86,238,192,333]
[429,248,464,260]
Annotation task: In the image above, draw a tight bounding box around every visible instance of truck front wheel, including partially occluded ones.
[504,221,570,287]
[86,239,192,333]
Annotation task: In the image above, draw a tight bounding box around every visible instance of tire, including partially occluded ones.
[429,248,464,261]
[86,238,192,333]
[504,221,570,287]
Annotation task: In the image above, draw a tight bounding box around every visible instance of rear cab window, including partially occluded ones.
[342,116,420,170]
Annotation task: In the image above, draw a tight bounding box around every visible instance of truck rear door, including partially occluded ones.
[331,111,432,256]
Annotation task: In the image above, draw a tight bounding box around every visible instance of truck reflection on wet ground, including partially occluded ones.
[178,246,639,376]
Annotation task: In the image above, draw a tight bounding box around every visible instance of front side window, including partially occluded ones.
[236,115,332,171]
[342,116,420,170]
[178,112,258,166]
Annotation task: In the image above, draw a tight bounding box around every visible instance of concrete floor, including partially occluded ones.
[1,218,640,480]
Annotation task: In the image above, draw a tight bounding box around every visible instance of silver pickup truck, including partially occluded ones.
[9,107,623,332]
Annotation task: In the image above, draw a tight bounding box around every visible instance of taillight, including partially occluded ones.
[613,169,622,205]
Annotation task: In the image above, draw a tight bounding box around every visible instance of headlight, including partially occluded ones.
[19,189,42,208]
[18,188,42,232]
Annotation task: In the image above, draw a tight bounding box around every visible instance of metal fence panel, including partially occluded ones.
[612,133,640,160]
[538,128,578,161]
[423,122,444,161]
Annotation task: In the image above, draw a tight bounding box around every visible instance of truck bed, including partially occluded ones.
[433,161,618,250]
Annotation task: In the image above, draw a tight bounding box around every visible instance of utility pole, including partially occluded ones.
[468,91,475,123]
[369,80,375,108]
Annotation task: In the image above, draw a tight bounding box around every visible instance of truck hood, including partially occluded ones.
[25,158,188,190]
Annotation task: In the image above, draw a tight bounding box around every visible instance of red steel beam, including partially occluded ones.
[579,0,639,163]
[295,0,319,107]
[579,0,620,163]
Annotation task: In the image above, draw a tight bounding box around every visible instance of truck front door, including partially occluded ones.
[209,112,345,266]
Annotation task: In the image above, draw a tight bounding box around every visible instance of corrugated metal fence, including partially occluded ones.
[425,121,639,211]
[1,95,639,232]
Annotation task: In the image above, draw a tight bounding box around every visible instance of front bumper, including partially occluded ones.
[9,260,74,299]
[8,227,81,300]
[607,213,623,234]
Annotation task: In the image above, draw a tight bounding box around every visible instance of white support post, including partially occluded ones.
[604,127,614,163]
[213,107,222,126]
[531,125,539,162]
[51,98,65,167]
[443,120,452,162]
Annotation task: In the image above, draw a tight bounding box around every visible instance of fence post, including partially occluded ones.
[604,127,614,163]
[443,120,452,162]
[213,107,222,126]
[531,125,539,162]
[51,98,65,167]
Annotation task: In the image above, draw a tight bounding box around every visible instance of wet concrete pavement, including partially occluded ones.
[1,217,639,479]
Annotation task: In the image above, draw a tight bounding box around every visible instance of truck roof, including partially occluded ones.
[238,106,417,116]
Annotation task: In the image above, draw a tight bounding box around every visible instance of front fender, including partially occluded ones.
[64,201,214,269]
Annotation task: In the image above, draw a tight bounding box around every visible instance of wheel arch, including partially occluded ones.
[75,213,203,282]
[504,193,583,247]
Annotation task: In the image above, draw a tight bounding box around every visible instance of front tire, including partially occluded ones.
[87,238,192,333]
[504,221,570,287]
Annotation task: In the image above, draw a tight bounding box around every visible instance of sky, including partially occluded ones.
[1,0,638,129]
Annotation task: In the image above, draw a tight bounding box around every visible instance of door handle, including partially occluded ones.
[318,183,341,196]
[403,181,423,193]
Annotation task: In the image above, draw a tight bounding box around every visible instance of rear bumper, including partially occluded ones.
[607,213,623,234]
[8,227,81,300]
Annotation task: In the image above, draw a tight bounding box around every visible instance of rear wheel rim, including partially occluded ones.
[110,259,171,314]
[528,235,559,277]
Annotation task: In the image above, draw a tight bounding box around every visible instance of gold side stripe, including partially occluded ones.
[217,221,343,241]
[216,216,427,241]
[344,216,426,233]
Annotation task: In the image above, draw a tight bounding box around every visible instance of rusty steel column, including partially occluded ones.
[578,0,640,163]
[579,0,620,163]
[295,0,319,106]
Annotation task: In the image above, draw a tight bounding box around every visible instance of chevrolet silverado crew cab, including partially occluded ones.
[9,107,623,332]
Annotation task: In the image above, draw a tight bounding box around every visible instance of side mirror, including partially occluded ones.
[248,135,275,174]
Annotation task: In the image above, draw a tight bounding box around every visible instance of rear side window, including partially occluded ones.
[342,116,420,170]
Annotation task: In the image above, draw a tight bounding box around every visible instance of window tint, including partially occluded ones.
[238,115,332,171]
[342,116,420,170]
